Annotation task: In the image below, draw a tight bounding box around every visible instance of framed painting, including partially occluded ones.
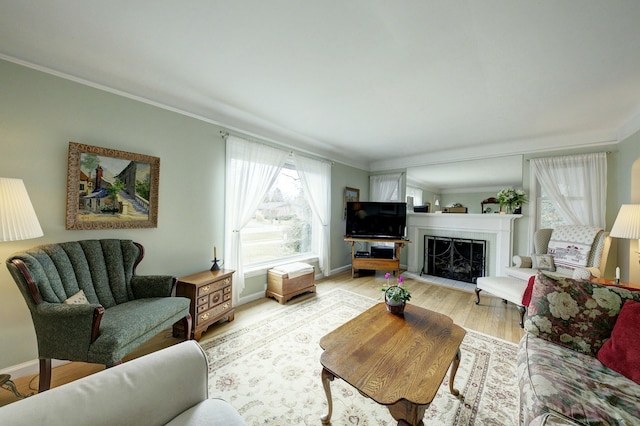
[343,187,360,219]
[65,142,160,230]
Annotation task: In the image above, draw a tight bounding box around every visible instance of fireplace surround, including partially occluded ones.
[406,213,521,277]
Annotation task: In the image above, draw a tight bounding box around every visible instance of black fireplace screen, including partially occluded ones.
[422,235,486,283]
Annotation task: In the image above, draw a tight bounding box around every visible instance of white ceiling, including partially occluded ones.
[2,1,640,188]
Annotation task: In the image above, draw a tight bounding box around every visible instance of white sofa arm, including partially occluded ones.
[512,255,532,268]
[0,341,210,426]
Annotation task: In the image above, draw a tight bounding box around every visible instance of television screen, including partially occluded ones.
[345,201,407,239]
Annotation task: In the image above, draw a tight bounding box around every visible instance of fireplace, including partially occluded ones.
[406,213,521,277]
[423,235,486,283]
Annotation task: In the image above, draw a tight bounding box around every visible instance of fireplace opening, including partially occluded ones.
[422,235,486,283]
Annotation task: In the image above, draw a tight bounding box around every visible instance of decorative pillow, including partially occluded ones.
[512,255,532,268]
[524,272,640,356]
[64,289,89,305]
[597,300,640,384]
[532,254,555,271]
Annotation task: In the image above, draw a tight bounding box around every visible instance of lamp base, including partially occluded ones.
[0,374,31,399]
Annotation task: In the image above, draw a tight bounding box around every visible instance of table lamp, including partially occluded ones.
[0,177,43,398]
[609,204,640,269]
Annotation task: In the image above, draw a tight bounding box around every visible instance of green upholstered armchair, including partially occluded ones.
[6,239,192,392]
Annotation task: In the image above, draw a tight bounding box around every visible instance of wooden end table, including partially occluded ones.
[173,269,235,340]
[319,303,466,426]
[590,277,640,291]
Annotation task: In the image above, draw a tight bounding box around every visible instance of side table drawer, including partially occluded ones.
[196,301,232,325]
[209,289,223,307]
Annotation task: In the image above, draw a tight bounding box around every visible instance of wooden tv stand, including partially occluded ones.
[344,237,408,278]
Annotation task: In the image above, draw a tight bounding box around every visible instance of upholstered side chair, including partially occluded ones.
[6,239,192,392]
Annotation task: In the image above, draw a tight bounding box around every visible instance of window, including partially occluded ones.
[530,153,606,228]
[538,186,570,229]
[241,164,312,266]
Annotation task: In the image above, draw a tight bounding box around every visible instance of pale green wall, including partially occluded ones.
[332,163,371,269]
[0,59,368,369]
[615,129,640,281]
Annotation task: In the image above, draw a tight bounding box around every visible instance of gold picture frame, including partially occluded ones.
[65,142,160,230]
[343,187,360,219]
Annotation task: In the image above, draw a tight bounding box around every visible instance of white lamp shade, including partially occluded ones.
[609,204,640,240]
[0,177,44,242]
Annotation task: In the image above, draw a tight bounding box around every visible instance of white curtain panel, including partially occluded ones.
[224,136,288,303]
[531,152,607,228]
[295,154,331,276]
[370,173,402,201]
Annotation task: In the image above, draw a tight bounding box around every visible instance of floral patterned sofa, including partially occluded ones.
[518,272,640,425]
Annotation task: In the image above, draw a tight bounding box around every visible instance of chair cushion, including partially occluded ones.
[89,297,190,364]
[476,276,528,306]
[518,333,640,425]
[505,266,537,281]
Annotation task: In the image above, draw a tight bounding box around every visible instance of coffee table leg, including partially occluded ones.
[321,368,335,424]
[449,348,461,397]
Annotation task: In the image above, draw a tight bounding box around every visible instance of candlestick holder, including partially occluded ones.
[211,258,221,271]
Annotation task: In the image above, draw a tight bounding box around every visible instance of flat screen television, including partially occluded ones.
[345,201,407,239]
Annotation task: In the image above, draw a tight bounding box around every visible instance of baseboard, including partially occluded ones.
[0,358,69,380]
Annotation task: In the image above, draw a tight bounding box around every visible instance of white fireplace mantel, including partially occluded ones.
[406,212,522,277]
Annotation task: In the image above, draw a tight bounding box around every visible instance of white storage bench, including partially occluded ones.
[266,262,316,304]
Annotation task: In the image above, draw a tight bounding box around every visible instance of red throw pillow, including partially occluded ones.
[597,300,640,384]
[521,275,535,307]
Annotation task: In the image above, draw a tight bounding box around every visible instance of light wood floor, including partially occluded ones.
[0,270,524,407]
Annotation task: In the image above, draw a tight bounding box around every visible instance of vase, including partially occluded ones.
[384,287,406,315]
[385,300,405,315]
[504,204,513,214]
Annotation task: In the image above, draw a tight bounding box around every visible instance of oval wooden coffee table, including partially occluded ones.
[319,303,466,426]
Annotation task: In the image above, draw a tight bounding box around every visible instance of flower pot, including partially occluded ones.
[385,300,405,315]
[384,286,407,315]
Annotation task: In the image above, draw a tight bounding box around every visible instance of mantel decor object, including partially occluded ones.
[497,188,527,214]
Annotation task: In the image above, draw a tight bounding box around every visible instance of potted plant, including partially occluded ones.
[382,273,411,315]
[496,188,527,214]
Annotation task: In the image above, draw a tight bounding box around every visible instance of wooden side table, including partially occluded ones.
[590,277,640,291]
[173,269,235,341]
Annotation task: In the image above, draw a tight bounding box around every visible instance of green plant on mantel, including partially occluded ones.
[497,188,527,213]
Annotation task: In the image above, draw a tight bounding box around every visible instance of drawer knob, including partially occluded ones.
[200,312,210,321]
[202,285,210,293]
[213,294,220,303]
[223,303,229,309]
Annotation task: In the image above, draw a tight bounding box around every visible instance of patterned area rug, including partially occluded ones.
[199,289,519,425]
